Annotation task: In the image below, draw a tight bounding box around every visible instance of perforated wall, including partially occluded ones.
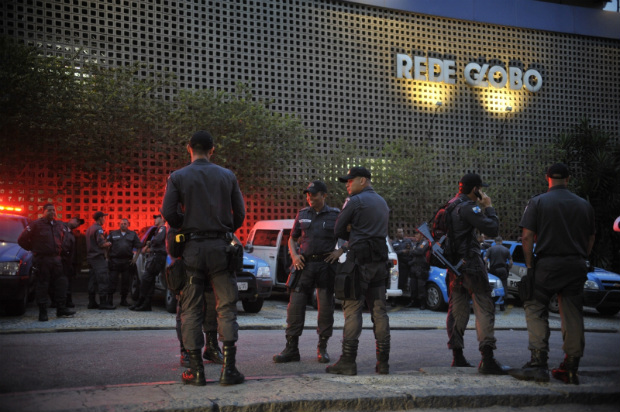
[1,0,619,240]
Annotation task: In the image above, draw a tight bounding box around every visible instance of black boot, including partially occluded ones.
[182,350,206,386]
[478,346,509,375]
[375,338,390,374]
[65,293,75,308]
[317,336,330,364]
[326,339,358,376]
[508,350,549,382]
[98,294,115,310]
[87,294,99,309]
[203,332,224,364]
[451,348,473,367]
[38,304,48,322]
[119,294,130,307]
[108,294,117,309]
[56,304,76,318]
[129,297,144,311]
[220,342,245,385]
[273,335,301,363]
[133,297,152,312]
[552,355,580,385]
[180,348,191,368]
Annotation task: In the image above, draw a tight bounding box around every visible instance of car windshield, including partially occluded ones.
[0,215,27,243]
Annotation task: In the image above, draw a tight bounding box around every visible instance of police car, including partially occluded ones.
[132,226,272,313]
[491,240,620,316]
[0,207,35,316]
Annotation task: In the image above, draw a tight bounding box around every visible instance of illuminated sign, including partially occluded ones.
[396,54,542,92]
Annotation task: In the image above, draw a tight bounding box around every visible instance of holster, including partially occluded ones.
[518,268,535,301]
[285,267,300,293]
[334,259,361,301]
[166,227,186,258]
[165,258,187,294]
[226,244,244,273]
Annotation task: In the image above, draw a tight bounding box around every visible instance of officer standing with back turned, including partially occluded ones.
[162,130,246,387]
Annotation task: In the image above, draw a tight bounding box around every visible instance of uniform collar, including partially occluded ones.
[547,184,568,192]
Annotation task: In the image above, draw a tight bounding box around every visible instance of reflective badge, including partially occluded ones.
[472,206,481,214]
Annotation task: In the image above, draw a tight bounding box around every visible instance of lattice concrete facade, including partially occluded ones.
[1,0,619,240]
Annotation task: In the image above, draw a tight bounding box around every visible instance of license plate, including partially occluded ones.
[237,282,248,291]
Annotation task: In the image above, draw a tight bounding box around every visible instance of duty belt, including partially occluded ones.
[187,231,228,241]
[304,253,331,262]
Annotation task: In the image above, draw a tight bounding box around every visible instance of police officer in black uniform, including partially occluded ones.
[61,216,84,308]
[273,180,343,364]
[85,211,114,309]
[510,163,595,385]
[392,228,413,296]
[130,214,166,312]
[18,203,75,321]
[444,173,508,374]
[162,130,246,387]
[327,167,391,376]
[407,229,430,310]
[484,236,512,298]
[108,218,142,307]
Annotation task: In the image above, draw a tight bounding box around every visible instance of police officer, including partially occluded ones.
[130,214,166,312]
[484,236,512,298]
[18,203,75,321]
[327,167,391,376]
[273,180,343,364]
[85,211,114,310]
[61,216,84,308]
[510,163,595,385]
[407,229,430,310]
[443,173,507,374]
[161,130,246,387]
[392,228,413,296]
[108,218,142,307]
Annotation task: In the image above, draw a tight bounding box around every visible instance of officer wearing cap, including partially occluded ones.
[273,180,343,365]
[130,214,166,312]
[107,218,142,307]
[406,228,430,310]
[510,163,595,385]
[85,211,114,309]
[61,216,84,308]
[162,130,246,387]
[18,203,75,321]
[443,173,508,374]
[326,167,391,376]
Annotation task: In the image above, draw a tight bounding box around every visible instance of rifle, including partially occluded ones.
[416,222,464,277]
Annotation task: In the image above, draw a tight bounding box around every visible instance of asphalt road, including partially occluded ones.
[1,328,619,394]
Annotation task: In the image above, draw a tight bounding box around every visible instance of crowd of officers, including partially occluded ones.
[17,129,595,388]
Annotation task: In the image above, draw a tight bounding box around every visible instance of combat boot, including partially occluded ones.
[203,331,224,364]
[552,355,580,385]
[375,337,390,374]
[98,294,116,310]
[273,335,301,363]
[119,294,130,306]
[107,294,117,309]
[478,346,509,375]
[133,297,152,312]
[219,342,245,385]
[326,339,358,376]
[508,350,549,382]
[65,293,75,308]
[317,335,330,364]
[56,305,76,318]
[451,348,473,367]
[87,294,99,309]
[38,304,48,322]
[129,297,144,310]
[182,350,206,386]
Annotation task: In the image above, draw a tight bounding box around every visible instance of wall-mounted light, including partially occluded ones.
[426,101,443,139]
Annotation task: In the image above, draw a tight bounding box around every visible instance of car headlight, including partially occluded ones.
[0,261,20,276]
[583,280,600,290]
[256,266,271,278]
[488,278,502,289]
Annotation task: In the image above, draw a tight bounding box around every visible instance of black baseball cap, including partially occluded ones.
[459,173,489,188]
[74,217,85,226]
[153,214,162,219]
[303,180,328,194]
[338,167,371,183]
[189,130,214,152]
[546,163,570,179]
[93,211,108,220]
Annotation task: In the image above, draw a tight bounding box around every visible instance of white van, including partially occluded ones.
[244,219,402,301]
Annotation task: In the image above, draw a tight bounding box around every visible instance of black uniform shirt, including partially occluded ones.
[107,229,142,260]
[334,186,389,249]
[17,218,64,257]
[449,193,499,259]
[486,244,511,269]
[161,158,245,234]
[392,238,414,254]
[519,185,595,259]
[149,225,167,255]
[408,239,430,266]
[61,223,76,264]
[85,223,107,260]
[291,204,340,256]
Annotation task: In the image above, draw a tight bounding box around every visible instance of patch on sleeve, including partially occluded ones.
[472,206,482,214]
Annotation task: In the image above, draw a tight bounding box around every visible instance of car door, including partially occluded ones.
[246,228,282,286]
